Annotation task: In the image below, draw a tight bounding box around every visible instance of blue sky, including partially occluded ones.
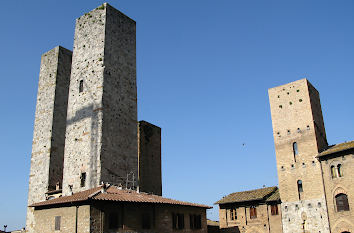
[1,0,354,230]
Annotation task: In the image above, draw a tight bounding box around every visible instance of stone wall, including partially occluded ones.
[320,151,354,233]
[268,79,330,233]
[62,3,138,195]
[33,202,207,233]
[138,121,162,195]
[26,46,72,232]
[34,205,90,233]
[219,203,282,233]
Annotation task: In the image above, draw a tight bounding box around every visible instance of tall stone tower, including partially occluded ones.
[268,79,330,233]
[138,121,162,195]
[26,46,72,231]
[62,3,138,195]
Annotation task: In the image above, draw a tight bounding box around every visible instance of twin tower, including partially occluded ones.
[27,3,161,229]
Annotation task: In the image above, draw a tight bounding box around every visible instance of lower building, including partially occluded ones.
[216,186,282,233]
[318,141,354,233]
[30,184,210,233]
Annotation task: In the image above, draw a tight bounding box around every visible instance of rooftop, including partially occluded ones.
[30,185,211,209]
[318,140,354,158]
[215,186,279,205]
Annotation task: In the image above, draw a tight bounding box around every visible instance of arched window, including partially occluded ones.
[337,164,343,177]
[331,165,337,178]
[335,193,349,212]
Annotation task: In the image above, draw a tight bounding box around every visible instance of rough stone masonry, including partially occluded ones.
[26,3,162,232]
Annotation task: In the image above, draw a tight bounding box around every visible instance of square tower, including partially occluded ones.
[26,46,72,231]
[138,121,162,195]
[268,79,330,233]
[62,3,138,195]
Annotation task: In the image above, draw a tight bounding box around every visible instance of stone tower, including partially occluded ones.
[268,79,330,233]
[26,46,72,231]
[138,121,162,195]
[62,3,138,195]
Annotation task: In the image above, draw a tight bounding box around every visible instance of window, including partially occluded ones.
[293,142,298,160]
[297,180,303,200]
[331,166,337,178]
[55,216,61,231]
[108,212,119,229]
[80,172,86,187]
[337,164,343,177]
[142,213,151,229]
[271,204,279,215]
[79,80,84,93]
[230,208,237,220]
[190,214,201,229]
[335,194,350,212]
[250,206,257,219]
[172,213,184,229]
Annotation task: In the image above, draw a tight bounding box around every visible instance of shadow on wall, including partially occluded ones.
[220,226,241,233]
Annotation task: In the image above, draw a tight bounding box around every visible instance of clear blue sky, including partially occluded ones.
[1,0,354,230]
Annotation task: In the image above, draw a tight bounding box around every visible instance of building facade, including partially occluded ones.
[216,187,282,233]
[30,185,209,233]
[26,3,180,232]
[318,142,354,233]
[268,79,330,233]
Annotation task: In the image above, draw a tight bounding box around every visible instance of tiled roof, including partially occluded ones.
[265,188,280,202]
[318,140,354,158]
[215,186,278,205]
[30,185,211,209]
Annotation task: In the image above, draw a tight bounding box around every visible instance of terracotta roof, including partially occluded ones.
[30,185,211,209]
[265,188,280,202]
[318,141,354,158]
[215,186,278,205]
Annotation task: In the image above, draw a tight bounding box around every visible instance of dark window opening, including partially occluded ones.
[142,213,151,229]
[335,194,350,212]
[80,172,86,187]
[250,206,257,219]
[108,212,119,229]
[190,214,201,229]
[271,204,279,215]
[79,80,84,93]
[297,180,303,200]
[230,208,237,220]
[337,164,343,177]
[55,216,61,231]
[172,213,184,229]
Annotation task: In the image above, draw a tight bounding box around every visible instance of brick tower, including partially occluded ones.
[62,3,138,195]
[26,46,72,231]
[268,79,330,233]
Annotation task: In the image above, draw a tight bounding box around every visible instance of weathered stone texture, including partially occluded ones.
[26,46,72,232]
[62,3,138,195]
[320,152,354,233]
[34,205,90,233]
[138,121,162,196]
[268,79,330,233]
